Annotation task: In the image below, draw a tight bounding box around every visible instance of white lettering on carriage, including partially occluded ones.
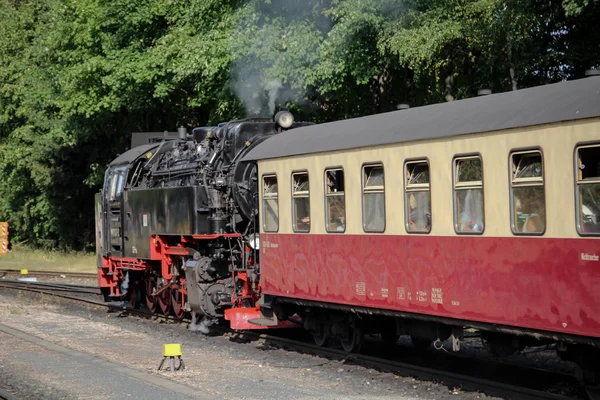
[431,287,443,304]
[581,253,599,261]
[356,282,366,296]
[397,287,405,300]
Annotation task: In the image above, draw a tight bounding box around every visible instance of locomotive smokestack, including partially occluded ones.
[178,126,187,140]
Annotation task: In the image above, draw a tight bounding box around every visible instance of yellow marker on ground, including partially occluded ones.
[162,343,182,357]
[158,344,185,372]
[20,269,28,275]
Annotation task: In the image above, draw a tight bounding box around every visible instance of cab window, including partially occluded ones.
[576,144,600,235]
[107,167,127,202]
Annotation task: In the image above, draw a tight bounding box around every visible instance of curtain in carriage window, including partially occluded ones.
[292,172,310,232]
[405,160,431,233]
[510,150,545,234]
[262,175,279,232]
[325,168,346,233]
[454,156,484,234]
[576,144,600,235]
[362,164,385,233]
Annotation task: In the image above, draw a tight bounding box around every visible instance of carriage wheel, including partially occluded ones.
[157,288,172,316]
[340,324,364,353]
[145,278,158,313]
[171,288,186,319]
[128,283,141,309]
[312,324,330,347]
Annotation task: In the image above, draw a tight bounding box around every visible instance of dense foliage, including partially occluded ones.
[0,0,598,250]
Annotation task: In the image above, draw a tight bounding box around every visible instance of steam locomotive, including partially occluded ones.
[95,111,307,332]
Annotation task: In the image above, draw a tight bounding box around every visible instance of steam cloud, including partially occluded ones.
[230,0,332,117]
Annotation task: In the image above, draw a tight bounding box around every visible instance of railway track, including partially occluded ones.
[0,269,96,279]
[0,280,589,400]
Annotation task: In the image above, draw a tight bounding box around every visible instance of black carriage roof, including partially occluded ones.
[243,76,600,161]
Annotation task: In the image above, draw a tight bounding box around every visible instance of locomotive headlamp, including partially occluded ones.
[248,233,260,250]
[274,111,294,129]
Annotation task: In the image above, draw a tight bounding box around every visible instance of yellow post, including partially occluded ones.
[0,222,8,256]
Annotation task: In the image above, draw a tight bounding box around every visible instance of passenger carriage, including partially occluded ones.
[244,76,600,380]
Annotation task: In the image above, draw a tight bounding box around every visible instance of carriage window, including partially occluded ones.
[362,164,385,232]
[262,175,279,232]
[405,160,431,233]
[576,145,600,235]
[325,169,346,233]
[510,150,545,234]
[454,156,484,234]
[292,172,310,232]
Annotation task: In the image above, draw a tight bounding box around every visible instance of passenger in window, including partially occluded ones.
[328,204,345,232]
[513,190,545,233]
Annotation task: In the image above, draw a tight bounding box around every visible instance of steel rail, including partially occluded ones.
[0,280,100,294]
[0,269,96,279]
[0,282,584,400]
[0,387,17,400]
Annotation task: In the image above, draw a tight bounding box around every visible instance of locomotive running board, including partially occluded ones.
[224,307,296,330]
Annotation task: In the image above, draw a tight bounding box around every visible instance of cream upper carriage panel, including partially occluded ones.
[244,77,600,239]
[256,117,599,239]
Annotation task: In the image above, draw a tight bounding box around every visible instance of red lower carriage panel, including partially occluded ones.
[260,234,600,339]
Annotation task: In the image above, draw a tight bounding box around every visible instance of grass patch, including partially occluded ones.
[0,244,96,273]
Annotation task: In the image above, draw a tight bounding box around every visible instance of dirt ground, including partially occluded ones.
[0,291,499,400]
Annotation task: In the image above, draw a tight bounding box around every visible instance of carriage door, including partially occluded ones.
[103,166,128,258]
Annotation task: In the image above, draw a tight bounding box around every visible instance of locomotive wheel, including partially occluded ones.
[340,324,364,353]
[410,336,432,350]
[128,284,141,309]
[312,324,330,347]
[145,278,158,313]
[157,288,172,316]
[171,288,186,319]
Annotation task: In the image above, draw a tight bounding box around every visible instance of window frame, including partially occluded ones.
[404,158,432,234]
[452,154,485,235]
[508,147,546,236]
[361,162,386,233]
[324,167,346,233]
[574,141,600,237]
[291,170,311,233]
[261,173,279,233]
